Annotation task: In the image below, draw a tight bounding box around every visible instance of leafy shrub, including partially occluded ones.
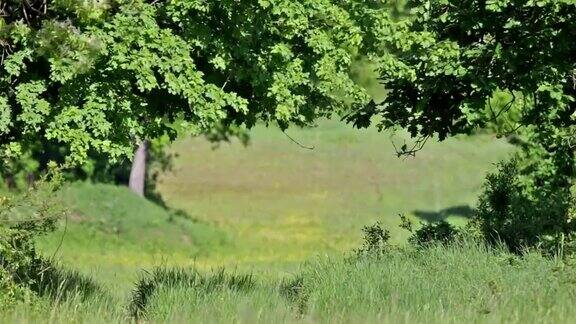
[399,214,460,247]
[476,157,576,255]
[409,221,459,247]
[354,221,391,257]
[0,165,66,306]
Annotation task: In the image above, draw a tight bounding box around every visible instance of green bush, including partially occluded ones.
[354,221,391,257]
[476,157,576,255]
[356,217,461,257]
[0,165,65,307]
[398,214,460,247]
[409,221,459,247]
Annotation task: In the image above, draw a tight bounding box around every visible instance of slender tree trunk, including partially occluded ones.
[4,174,16,190]
[129,140,148,197]
[26,172,35,188]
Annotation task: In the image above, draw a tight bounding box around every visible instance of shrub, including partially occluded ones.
[0,164,66,306]
[409,221,459,247]
[354,221,391,257]
[399,214,460,247]
[476,157,576,255]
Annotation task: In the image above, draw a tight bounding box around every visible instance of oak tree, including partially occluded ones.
[1,0,386,195]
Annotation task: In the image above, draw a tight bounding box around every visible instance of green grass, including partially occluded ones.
[7,241,576,323]
[37,182,230,296]
[295,243,576,323]
[156,120,512,266]
[12,120,525,322]
[37,121,513,278]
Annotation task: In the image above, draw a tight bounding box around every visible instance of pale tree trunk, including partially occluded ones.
[129,140,148,197]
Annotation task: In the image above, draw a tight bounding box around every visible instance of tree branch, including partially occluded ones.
[282,131,315,150]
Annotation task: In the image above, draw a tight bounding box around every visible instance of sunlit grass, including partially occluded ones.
[23,121,518,322]
[157,120,512,265]
[10,241,576,323]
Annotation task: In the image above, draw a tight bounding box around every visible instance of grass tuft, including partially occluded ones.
[128,267,255,320]
[31,259,106,302]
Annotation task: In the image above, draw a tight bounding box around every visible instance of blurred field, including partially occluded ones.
[36,121,512,299]
[157,120,512,267]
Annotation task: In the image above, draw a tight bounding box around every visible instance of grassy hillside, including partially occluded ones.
[37,121,513,287]
[37,182,229,295]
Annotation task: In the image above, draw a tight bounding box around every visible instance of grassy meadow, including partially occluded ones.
[157,121,512,266]
[8,242,576,323]
[38,122,511,276]
[16,120,576,323]
[3,1,573,322]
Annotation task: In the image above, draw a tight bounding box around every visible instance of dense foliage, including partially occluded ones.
[0,0,387,167]
[343,0,576,251]
[476,158,576,254]
[0,165,64,306]
[350,0,575,140]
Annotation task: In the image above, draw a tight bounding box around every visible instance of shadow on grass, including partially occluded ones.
[146,187,205,224]
[413,205,475,223]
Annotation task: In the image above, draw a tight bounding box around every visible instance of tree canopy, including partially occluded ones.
[1,0,390,166]
[349,0,575,145]
[6,0,574,168]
